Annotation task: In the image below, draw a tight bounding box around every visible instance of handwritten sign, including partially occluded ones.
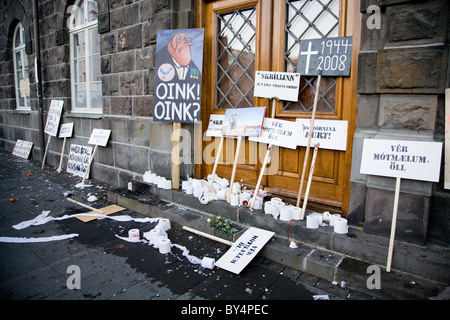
[215,227,274,274]
[153,28,204,123]
[44,100,64,136]
[58,123,74,138]
[88,129,111,147]
[205,114,225,137]
[254,71,301,101]
[296,119,348,151]
[297,37,352,76]
[249,118,301,149]
[67,144,93,178]
[360,139,443,182]
[12,139,33,159]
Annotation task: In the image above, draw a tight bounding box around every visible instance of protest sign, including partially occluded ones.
[254,71,300,102]
[12,139,33,159]
[67,144,93,178]
[58,123,74,138]
[205,114,225,137]
[88,129,111,147]
[249,118,301,149]
[153,29,204,123]
[360,139,443,182]
[215,227,274,274]
[296,119,348,151]
[222,107,266,137]
[44,100,64,136]
[297,36,352,76]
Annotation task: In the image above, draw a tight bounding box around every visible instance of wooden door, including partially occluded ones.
[198,0,360,214]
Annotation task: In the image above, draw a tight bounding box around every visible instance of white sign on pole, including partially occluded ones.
[249,118,301,149]
[12,139,33,159]
[445,89,450,189]
[254,71,301,102]
[215,227,274,274]
[205,114,225,137]
[44,100,64,136]
[58,123,74,138]
[88,129,111,147]
[67,144,93,178]
[296,119,348,151]
[360,139,443,182]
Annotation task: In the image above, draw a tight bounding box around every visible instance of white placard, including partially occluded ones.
[44,100,64,136]
[215,227,274,274]
[12,139,33,159]
[360,139,443,182]
[67,144,93,178]
[205,114,225,137]
[254,71,301,101]
[88,129,111,147]
[249,118,301,149]
[445,89,449,189]
[296,119,348,151]
[58,122,74,138]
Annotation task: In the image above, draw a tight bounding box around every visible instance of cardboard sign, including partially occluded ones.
[153,28,204,123]
[297,37,352,76]
[205,114,225,137]
[254,71,301,101]
[296,119,348,151]
[215,227,274,274]
[222,107,266,137]
[58,122,74,138]
[44,100,64,136]
[249,118,301,149]
[67,144,93,178]
[12,139,33,159]
[88,129,111,147]
[360,139,443,182]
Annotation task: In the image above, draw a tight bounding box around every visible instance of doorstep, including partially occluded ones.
[107,180,449,298]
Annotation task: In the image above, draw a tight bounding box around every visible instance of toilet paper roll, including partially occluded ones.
[158,238,171,254]
[158,218,171,231]
[219,177,229,188]
[193,186,203,197]
[157,177,166,188]
[329,214,341,226]
[279,206,293,221]
[239,192,251,207]
[271,197,282,203]
[185,183,194,194]
[264,201,275,215]
[306,215,319,229]
[311,213,323,224]
[153,235,168,249]
[128,229,140,241]
[253,197,262,210]
[163,180,172,190]
[334,218,348,234]
[291,207,302,220]
[147,228,162,244]
[201,257,215,269]
[216,188,228,200]
[230,193,239,206]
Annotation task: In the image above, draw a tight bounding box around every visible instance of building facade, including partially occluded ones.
[0,0,448,246]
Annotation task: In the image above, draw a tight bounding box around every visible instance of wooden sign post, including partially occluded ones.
[204,114,225,196]
[295,36,353,218]
[57,122,74,173]
[445,88,450,190]
[360,139,443,272]
[301,143,320,218]
[82,129,111,184]
[41,100,63,169]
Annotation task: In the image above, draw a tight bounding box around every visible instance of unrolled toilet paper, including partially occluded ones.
[201,257,215,269]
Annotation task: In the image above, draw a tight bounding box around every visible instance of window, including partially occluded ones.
[69,0,102,113]
[13,23,31,110]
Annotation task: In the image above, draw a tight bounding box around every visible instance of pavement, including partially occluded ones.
[0,150,448,307]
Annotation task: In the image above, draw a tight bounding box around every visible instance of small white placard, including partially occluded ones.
[215,227,274,274]
[67,144,93,178]
[249,118,301,149]
[296,119,348,151]
[205,114,225,137]
[58,123,74,138]
[360,139,443,182]
[12,139,33,159]
[88,129,111,147]
[254,71,301,102]
[44,100,64,137]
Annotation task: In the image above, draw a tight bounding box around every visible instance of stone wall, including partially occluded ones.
[0,0,196,189]
[349,0,450,245]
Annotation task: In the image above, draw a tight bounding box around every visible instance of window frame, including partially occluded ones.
[13,23,31,111]
[69,0,102,114]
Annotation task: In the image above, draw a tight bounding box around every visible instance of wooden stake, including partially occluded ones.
[66,197,103,213]
[41,135,51,169]
[386,176,401,272]
[208,136,224,191]
[183,225,234,246]
[301,143,320,219]
[172,122,181,189]
[81,144,98,184]
[296,74,322,212]
[227,135,242,202]
[57,137,67,173]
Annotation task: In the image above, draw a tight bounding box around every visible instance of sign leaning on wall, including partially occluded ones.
[153,28,204,123]
[44,100,64,137]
